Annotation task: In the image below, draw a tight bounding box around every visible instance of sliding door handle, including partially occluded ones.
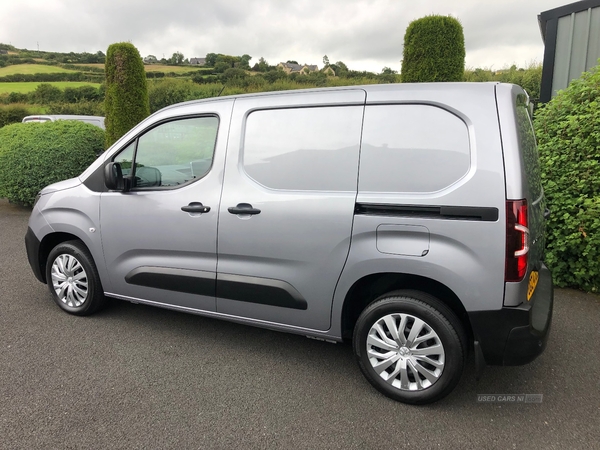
[228,203,261,215]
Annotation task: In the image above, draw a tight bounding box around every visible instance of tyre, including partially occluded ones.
[353,290,467,405]
[46,240,106,316]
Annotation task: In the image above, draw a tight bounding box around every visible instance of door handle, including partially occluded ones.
[181,202,211,213]
[228,203,261,215]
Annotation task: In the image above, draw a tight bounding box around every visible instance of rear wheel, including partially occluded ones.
[46,240,106,316]
[353,290,467,404]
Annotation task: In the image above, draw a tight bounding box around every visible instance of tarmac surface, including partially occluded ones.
[1,198,599,449]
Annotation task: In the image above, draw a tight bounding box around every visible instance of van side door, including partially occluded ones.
[216,90,366,331]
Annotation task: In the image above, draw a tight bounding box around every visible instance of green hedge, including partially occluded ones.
[0,121,103,206]
[148,78,222,113]
[46,100,104,116]
[148,78,199,113]
[401,15,465,82]
[463,64,542,102]
[534,63,600,292]
[0,104,38,127]
[0,72,103,83]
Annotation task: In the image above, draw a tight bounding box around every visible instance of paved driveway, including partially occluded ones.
[1,199,599,449]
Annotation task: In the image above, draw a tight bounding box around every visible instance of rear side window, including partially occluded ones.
[359,105,470,193]
[515,94,542,200]
[242,106,363,191]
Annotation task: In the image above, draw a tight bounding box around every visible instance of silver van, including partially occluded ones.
[22,115,105,130]
[25,83,553,404]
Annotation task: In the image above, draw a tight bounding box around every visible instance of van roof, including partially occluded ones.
[158,82,504,112]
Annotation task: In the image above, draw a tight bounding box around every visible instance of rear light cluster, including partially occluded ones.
[506,199,529,282]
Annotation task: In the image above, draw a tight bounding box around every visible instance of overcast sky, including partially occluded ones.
[0,0,570,72]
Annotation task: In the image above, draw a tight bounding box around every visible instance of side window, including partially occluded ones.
[113,116,219,189]
[242,106,363,191]
[114,142,135,177]
[515,94,542,200]
[359,105,471,193]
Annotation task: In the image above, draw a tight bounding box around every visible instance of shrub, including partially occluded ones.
[213,61,230,73]
[192,73,219,84]
[463,68,494,82]
[401,15,465,82]
[0,104,36,127]
[263,69,288,83]
[12,92,30,103]
[46,100,104,116]
[534,63,600,291]
[63,85,102,103]
[379,67,400,83]
[148,78,222,112]
[220,68,249,85]
[519,64,543,102]
[0,121,103,206]
[495,64,543,102]
[104,42,150,148]
[148,78,197,112]
[32,83,63,104]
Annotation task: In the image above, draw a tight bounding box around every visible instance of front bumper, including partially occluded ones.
[25,227,45,283]
[469,264,553,366]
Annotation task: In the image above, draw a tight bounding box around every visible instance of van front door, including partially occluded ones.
[216,91,365,330]
[100,102,232,311]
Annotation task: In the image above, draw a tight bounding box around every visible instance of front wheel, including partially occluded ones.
[353,290,467,404]
[46,240,106,316]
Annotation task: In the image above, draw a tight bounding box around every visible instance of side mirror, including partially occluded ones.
[104,162,130,191]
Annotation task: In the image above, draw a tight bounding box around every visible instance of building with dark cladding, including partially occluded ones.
[539,0,600,102]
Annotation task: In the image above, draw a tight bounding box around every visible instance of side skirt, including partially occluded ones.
[104,292,339,343]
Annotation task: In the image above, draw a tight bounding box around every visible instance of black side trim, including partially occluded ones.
[217,273,308,310]
[355,203,499,222]
[125,267,216,297]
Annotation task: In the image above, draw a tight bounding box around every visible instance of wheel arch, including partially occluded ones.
[340,273,473,344]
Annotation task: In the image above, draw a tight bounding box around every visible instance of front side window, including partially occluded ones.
[114,116,219,189]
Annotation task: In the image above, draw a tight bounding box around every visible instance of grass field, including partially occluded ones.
[78,63,205,73]
[0,81,101,94]
[75,63,105,69]
[147,64,210,73]
[0,64,79,76]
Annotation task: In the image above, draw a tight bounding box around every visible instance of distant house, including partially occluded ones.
[322,66,336,76]
[190,57,206,66]
[277,62,319,74]
[0,49,7,55]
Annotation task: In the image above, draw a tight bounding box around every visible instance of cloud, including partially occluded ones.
[1,0,567,72]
